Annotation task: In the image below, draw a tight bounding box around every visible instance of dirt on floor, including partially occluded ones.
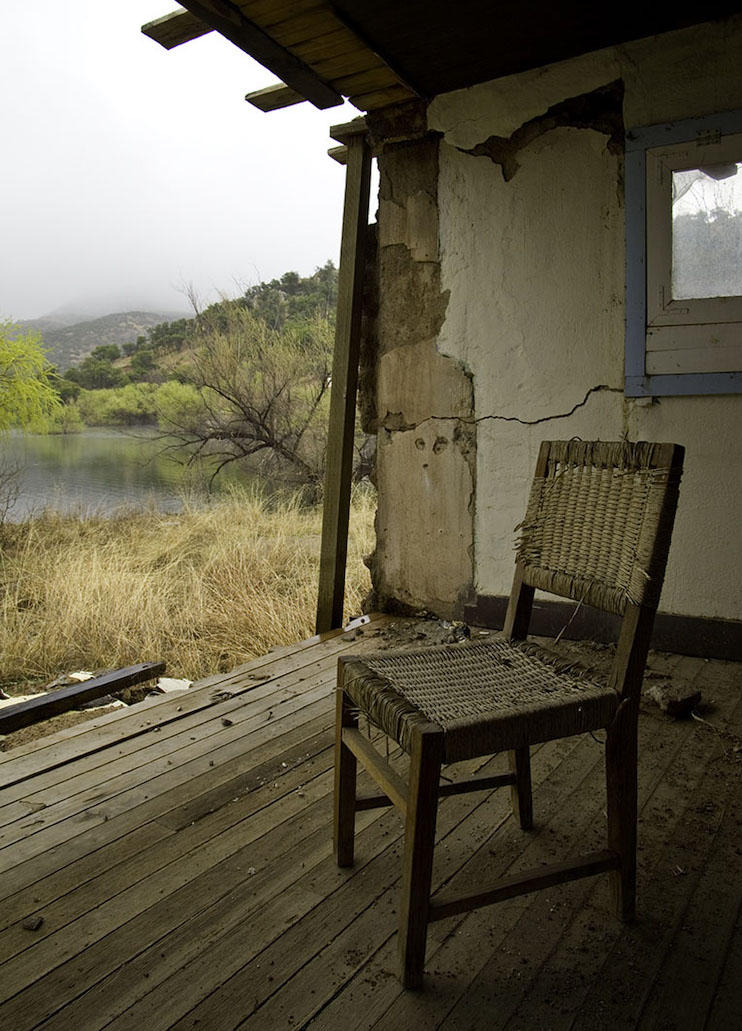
[0,614,724,755]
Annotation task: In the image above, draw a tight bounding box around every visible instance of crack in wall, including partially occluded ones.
[457,80,625,181]
[379,384,623,433]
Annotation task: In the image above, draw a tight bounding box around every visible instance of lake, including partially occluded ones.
[1,429,253,519]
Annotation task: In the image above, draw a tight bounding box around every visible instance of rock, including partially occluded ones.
[645,680,701,718]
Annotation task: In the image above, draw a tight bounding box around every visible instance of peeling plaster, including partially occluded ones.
[457,80,624,181]
[428,16,742,144]
[430,22,742,621]
[365,131,475,619]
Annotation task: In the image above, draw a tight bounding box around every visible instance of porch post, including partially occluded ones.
[316,126,372,633]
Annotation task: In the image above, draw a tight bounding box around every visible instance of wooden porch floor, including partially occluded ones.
[0,614,740,1031]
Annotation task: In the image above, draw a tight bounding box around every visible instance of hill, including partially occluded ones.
[22,311,192,371]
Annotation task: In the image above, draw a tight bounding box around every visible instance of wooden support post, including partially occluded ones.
[316,131,372,633]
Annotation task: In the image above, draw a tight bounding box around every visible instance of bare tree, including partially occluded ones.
[156,302,333,486]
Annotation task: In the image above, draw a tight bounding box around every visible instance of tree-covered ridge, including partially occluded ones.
[22,311,188,371]
[60,262,338,393]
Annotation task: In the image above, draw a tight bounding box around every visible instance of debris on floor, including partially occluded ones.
[644,678,702,718]
[154,677,193,693]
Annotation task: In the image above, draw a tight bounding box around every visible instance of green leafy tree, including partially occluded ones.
[52,373,82,403]
[66,354,125,390]
[0,321,60,430]
[129,347,157,379]
[239,262,338,331]
[91,344,121,362]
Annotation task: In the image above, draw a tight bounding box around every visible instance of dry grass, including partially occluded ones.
[0,486,375,686]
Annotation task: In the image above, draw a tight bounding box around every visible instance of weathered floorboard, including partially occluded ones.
[0,628,739,1031]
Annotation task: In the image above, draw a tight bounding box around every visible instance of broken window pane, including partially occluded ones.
[671,162,742,299]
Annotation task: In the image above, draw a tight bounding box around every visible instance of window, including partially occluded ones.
[625,111,742,396]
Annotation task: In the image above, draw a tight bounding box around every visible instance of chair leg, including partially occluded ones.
[334,688,357,867]
[509,746,533,830]
[398,726,444,989]
[605,703,638,921]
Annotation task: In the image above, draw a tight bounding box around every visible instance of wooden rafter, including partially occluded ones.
[142,3,415,113]
[147,0,344,110]
[141,9,211,50]
[244,82,305,112]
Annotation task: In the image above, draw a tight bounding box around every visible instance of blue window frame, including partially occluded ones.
[625,109,742,397]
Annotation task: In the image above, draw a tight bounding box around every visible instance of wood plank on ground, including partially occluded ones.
[0,743,412,1030]
[0,744,351,1014]
[0,693,337,902]
[0,663,165,735]
[63,750,512,1031]
[0,634,384,859]
[0,615,389,782]
[564,659,742,1030]
[102,736,581,1031]
[0,622,386,812]
[0,725,392,970]
[0,730,334,959]
[0,657,342,835]
[632,662,742,1031]
[636,796,741,1030]
[0,679,336,861]
[1,645,737,1031]
[705,918,742,1030]
[18,795,383,1031]
[493,664,736,1031]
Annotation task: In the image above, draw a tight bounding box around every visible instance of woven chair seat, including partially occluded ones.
[341,639,618,763]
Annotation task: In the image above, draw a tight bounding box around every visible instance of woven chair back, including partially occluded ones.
[515,440,683,616]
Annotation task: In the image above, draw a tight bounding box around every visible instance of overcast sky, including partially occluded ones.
[1,0,359,321]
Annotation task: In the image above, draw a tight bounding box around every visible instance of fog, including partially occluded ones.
[1,1,358,321]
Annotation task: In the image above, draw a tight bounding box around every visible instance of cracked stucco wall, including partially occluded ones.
[426,16,742,621]
[367,136,475,618]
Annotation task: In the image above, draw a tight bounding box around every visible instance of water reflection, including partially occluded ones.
[2,429,254,519]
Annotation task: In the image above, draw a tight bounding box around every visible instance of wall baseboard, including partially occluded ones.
[464,595,742,662]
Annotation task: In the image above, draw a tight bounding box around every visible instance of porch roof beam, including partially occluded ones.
[169,0,344,110]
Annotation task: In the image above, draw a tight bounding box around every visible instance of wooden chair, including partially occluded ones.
[334,439,684,988]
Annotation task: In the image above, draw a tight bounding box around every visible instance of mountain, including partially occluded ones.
[21,311,192,371]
